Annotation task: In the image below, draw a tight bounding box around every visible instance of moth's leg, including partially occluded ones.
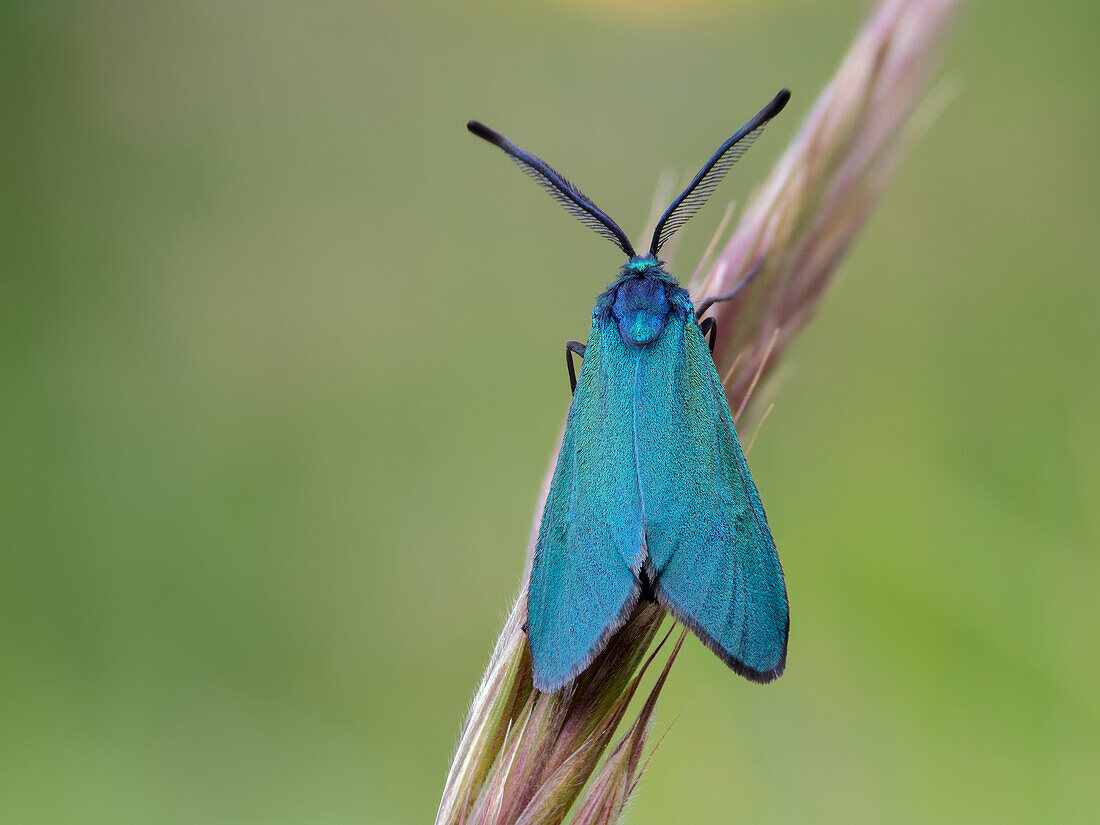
[700,317,717,354]
[694,259,764,320]
[565,340,587,394]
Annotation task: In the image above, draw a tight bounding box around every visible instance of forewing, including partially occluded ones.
[528,319,645,692]
[635,308,788,681]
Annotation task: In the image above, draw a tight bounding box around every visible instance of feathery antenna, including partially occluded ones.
[467,120,636,258]
[650,89,790,256]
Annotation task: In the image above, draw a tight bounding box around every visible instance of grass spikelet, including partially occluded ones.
[438,2,961,822]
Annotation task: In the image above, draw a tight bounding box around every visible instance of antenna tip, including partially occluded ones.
[772,88,791,114]
[467,120,504,146]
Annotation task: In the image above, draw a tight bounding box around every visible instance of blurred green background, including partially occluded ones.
[2,0,1097,822]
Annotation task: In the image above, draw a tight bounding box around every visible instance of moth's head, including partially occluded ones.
[621,253,662,277]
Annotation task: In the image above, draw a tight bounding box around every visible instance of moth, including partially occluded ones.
[468,90,790,692]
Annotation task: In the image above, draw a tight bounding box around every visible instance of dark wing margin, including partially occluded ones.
[467,120,636,258]
[649,89,790,256]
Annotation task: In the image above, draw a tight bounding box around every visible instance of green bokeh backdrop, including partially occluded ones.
[2,1,1097,823]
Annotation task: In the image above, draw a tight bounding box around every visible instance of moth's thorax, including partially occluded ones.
[595,256,690,347]
[612,277,671,346]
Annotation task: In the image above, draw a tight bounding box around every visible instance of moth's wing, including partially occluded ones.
[637,308,788,681]
[528,318,645,692]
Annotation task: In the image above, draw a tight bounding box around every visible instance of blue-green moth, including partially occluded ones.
[468,90,791,692]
